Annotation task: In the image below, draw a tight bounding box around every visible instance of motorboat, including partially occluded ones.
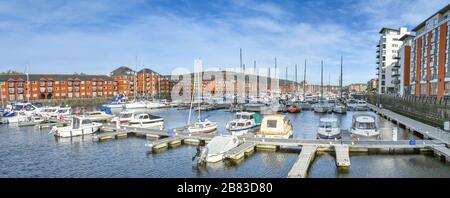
[313,102,332,113]
[83,111,113,122]
[18,116,44,127]
[56,107,72,120]
[346,99,358,110]
[243,102,267,112]
[225,112,262,135]
[317,117,341,139]
[355,100,368,111]
[38,106,60,119]
[295,101,312,110]
[102,95,127,108]
[128,113,164,130]
[111,111,135,124]
[123,101,147,109]
[256,114,293,139]
[197,135,239,163]
[146,101,166,109]
[0,111,29,124]
[51,116,102,137]
[287,105,301,113]
[349,113,380,140]
[332,104,347,114]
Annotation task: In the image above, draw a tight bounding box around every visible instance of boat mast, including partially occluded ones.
[197,60,201,121]
[320,60,323,101]
[25,64,30,103]
[340,55,343,99]
[134,56,138,101]
[295,64,297,97]
[303,59,306,102]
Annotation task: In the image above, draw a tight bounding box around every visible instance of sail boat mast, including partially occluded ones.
[340,55,343,99]
[320,60,323,100]
[303,59,306,102]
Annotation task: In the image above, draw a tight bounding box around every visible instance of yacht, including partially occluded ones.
[355,100,368,111]
[83,111,113,122]
[317,117,341,139]
[346,99,358,110]
[225,112,262,135]
[350,113,380,140]
[51,116,102,137]
[103,95,127,109]
[123,101,147,109]
[187,118,218,133]
[38,106,60,119]
[256,114,293,139]
[313,102,332,113]
[197,135,239,163]
[1,111,29,124]
[128,113,164,130]
[332,103,347,114]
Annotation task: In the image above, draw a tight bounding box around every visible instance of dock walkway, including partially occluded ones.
[288,145,318,178]
[334,145,350,167]
[225,141,257,160]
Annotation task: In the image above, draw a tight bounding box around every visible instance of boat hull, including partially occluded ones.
[54,125,101,138]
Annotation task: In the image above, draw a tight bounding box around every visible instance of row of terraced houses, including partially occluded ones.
[377,3,450,99]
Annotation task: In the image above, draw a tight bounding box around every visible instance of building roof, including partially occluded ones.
[379,27,399,34]
[110,66,135,76]
[137,68,158,74]
[412,3,450,32]
[399,34,415,41]
[0,74,113,81]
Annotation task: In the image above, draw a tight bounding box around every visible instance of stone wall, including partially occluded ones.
[29,97,112,107]
[356,94,450,128]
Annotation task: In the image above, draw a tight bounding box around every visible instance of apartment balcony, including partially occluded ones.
[376,49,380,53]
[392,71,400,77]
[376,55,380,58]
[391,79,400,84]
[376,61,379,64]
[393,56,400,60]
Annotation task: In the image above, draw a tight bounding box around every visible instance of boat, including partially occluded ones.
[197,135,239,163]
[295,101,312,110]
[332,104,347,114]
[349,113,380,140]
[51,116,102,137]
[225,112,262,135]
[346,99,358,110]
[187,59,218,134]
[256,114,293,139]
[146,101,166,109]
[355,100,368,111]
[123,101,147,109]
[128,113,164,130]
[102,95,127,108]
[18,116,44,127]
[243,102,267,112]
[287,105,301,113]
[38,106,60,119]
[0,111,29,124]
[313,102,332,113]
[317,117,341,139]
[111,111,135,124]
[83,111,113,122]
[56,107,72,119]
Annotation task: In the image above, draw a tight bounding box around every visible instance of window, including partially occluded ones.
[55,81,59,85]
[17,82,23,87]
[430,83,437,96]
[47,88,53,93]
[267,120,277,128]
[40,88,45,93]
[68,81,73,86]
[420,83,427,95]
[47,81,53,86]
[32,81,37,84]
[9,88,14,94]
[17,88,23,94]
[392,44,398,47]
[445,82,450,96]
[40,82,45,87]
[8,82,14,88]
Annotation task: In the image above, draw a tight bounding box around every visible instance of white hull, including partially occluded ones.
[128,121,164,130]
[188,125,217,133]
[314,107,331,113]
[54,125,101,137]
[103,104,124,109]
[123,103,147,109]
[206,153,225,163]
[256,130,293,139]
[317,129,341,139]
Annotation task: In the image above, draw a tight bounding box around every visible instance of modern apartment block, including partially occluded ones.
[407,4,450,99]
[377,27,410,94]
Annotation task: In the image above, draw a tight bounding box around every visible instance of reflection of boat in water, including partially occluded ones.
[198,135,239,163]
[317,117,341,139]
[51,116,102,138]
[350,113,380,140]
[256,114,293,139]
[225,112,261,135]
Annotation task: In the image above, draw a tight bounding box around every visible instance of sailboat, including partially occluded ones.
[314,61,332,113]
[124,57,147,109]
[187,59,218,133]
[333,56,347,114]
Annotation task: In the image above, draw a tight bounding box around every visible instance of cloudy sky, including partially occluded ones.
[0,0,449,85]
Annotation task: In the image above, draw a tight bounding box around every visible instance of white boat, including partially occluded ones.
[103,95,127,108]
[317,117,341,139]
[350,113,380,140]
[355,100,368,111]
[256,114,293,139]
[313,102,332,113]
[56,107,72,119]
[226,112,262,135]
[83,111,113,122]
[332,104,347,114]
[1,111,29,124]
[111,111,135,124]
[146,101,166,109]
[187,59,218,134]
[198,135,239,163]
[128,113,164,130]
[18,116,44,127]
[346,99,358,110]
[123,101,147,109]
[51,116,102,137]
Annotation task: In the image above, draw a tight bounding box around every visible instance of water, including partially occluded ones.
[0,108,449,178]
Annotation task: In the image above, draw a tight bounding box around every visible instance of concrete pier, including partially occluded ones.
[288,145,318,178]
[225,142,256,160]
[145,136,183,151]
[334,145,350,167]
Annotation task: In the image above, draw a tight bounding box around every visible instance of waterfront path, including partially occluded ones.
[368,104,450,145]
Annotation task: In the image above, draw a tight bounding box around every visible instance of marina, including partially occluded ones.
[1,105,449,178]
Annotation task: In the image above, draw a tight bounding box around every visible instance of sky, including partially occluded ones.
[0,0,449,85]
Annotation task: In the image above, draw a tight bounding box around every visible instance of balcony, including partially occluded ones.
[393,56,400,59]
[392,71,400,77]
[377,44,380,47]
[391,79,400,84]
[376,61,379,64]
[376,55,380,58]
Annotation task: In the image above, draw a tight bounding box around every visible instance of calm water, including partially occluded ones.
[0,108,449,178]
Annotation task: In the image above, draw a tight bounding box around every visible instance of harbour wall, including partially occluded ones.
[355,94,450,128]
[29,97,112,107]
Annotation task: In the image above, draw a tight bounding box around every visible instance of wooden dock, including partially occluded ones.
[334,145,350,167]
[287,145,318,178]
[368,104,450,145]
[144,136,183,151]
[225,141,257,160]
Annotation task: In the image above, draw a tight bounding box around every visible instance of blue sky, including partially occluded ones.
[0,0,449,85]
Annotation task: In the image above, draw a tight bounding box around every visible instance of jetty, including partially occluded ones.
[96,123,450,177]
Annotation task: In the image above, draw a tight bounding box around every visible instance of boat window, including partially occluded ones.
[267,120,277,128]
[242,115,250,119]
[120,113,133,118]
[82,119,92,125]
[357,122,375,129]
[235,114,241,119]
[73,118,80,129]
[231,122,237,127]
[142,115,149,119]
[250,115,254,119]
[237,122,245,127]
[246,121,251,126]
[320,122,338,128]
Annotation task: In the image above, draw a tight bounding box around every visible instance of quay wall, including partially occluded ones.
[355,94,450,128]
[29,97,112,107]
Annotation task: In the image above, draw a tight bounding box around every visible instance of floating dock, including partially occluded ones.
[225,141,256,160]
[287,145,318,178]
[334,145,350,167]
